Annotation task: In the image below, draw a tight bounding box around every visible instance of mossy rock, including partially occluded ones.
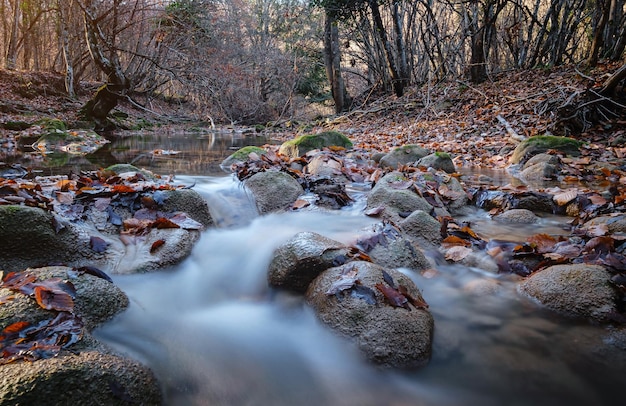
[35,118,67,132]
[510,136,583,165]
[278,131,352,158]
[221,146,267,170]
[104,164,159,180]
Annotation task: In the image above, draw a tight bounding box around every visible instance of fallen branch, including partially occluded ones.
[496,114,526,142]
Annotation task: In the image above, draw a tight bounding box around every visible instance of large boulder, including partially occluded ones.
[278,131,352,159]
[244,171,304,214]
[379,145,429,169]
[0,266,162,405]
[365,172,433,223]
[306,261,433,368]
[509,135,582,165]
[268,231,358,292]
[0,205,91,273]
[517,264,618,321]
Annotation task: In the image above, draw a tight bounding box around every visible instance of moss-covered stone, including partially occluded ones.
[3,120,31,131]
[510,135,583,165]
[278,131,352,158]
[221,146,267,170]
[35,118,67,132]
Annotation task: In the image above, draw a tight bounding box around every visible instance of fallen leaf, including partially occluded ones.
[445,246,473,261]
[553,189,578,206]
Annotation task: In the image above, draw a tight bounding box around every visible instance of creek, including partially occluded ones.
[8,130,624,405]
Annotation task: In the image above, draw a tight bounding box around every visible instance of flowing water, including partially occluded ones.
[7,130,624,405]
[94,176,625,406]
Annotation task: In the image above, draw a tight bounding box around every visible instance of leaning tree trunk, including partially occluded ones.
[79,0,129,132]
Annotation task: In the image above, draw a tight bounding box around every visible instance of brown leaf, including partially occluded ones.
[375,283,410,310]
[584,236,614,254]
[445,246,473,261]
[153,217,180,229]
[553,189,578,206]
[527,233,557,254]
[291,199,310,210]
[34,286,74,312]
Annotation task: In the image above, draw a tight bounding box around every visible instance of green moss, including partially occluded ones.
[510,135,584,164]
[435,151,451,159]
[231,146,266,160]
[279,131,352,158]
[35,118,67,131]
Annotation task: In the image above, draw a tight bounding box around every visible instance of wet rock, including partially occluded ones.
[379,144,429,169]
[162,189,213,227]
[509,135,582,165]
[366,172,433,223]
[518,264,618,321]
[367,234,430,272]
[0,351,162,406]
[0,205,92,273]
[0,188,207,274]
[268,232,356,292]
[417,152,456,173]
[437,174,468,213]
[518,153,560,182]
[278,131,352,158]
[244,171,304,214]
[105,163,159,180]
[493,208,539,224]
[0,266,162,405]
[583,214,626,234]
[220,146,267,171]
[463,278,502,296]
[306,261,433,368]
[399,209,442,247]
[305,152,349,182]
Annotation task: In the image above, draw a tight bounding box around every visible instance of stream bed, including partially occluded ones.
[94,175,625,406]
[5,129,624,405]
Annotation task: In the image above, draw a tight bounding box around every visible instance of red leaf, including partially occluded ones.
[150,239,165,253]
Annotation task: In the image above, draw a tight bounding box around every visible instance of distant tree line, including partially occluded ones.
[0,0,624,122]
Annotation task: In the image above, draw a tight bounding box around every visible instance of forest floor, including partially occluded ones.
[0,63,624,173]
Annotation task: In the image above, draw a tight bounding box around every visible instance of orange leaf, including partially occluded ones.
[34,286,74,312]
[150,239,165,253]
[112,185,136,193]
[442,235,471,247]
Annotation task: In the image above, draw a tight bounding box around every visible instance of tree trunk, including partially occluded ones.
[468,1,487,84]
[368,0,404,96]
[79,0,129,132]
[5,0,21,70]
[586,0,610,67]
[392,1,409,89]
[323,10,351,113]
[58,0,75,98]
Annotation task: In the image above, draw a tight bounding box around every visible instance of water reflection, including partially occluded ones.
[3,129,273,177]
